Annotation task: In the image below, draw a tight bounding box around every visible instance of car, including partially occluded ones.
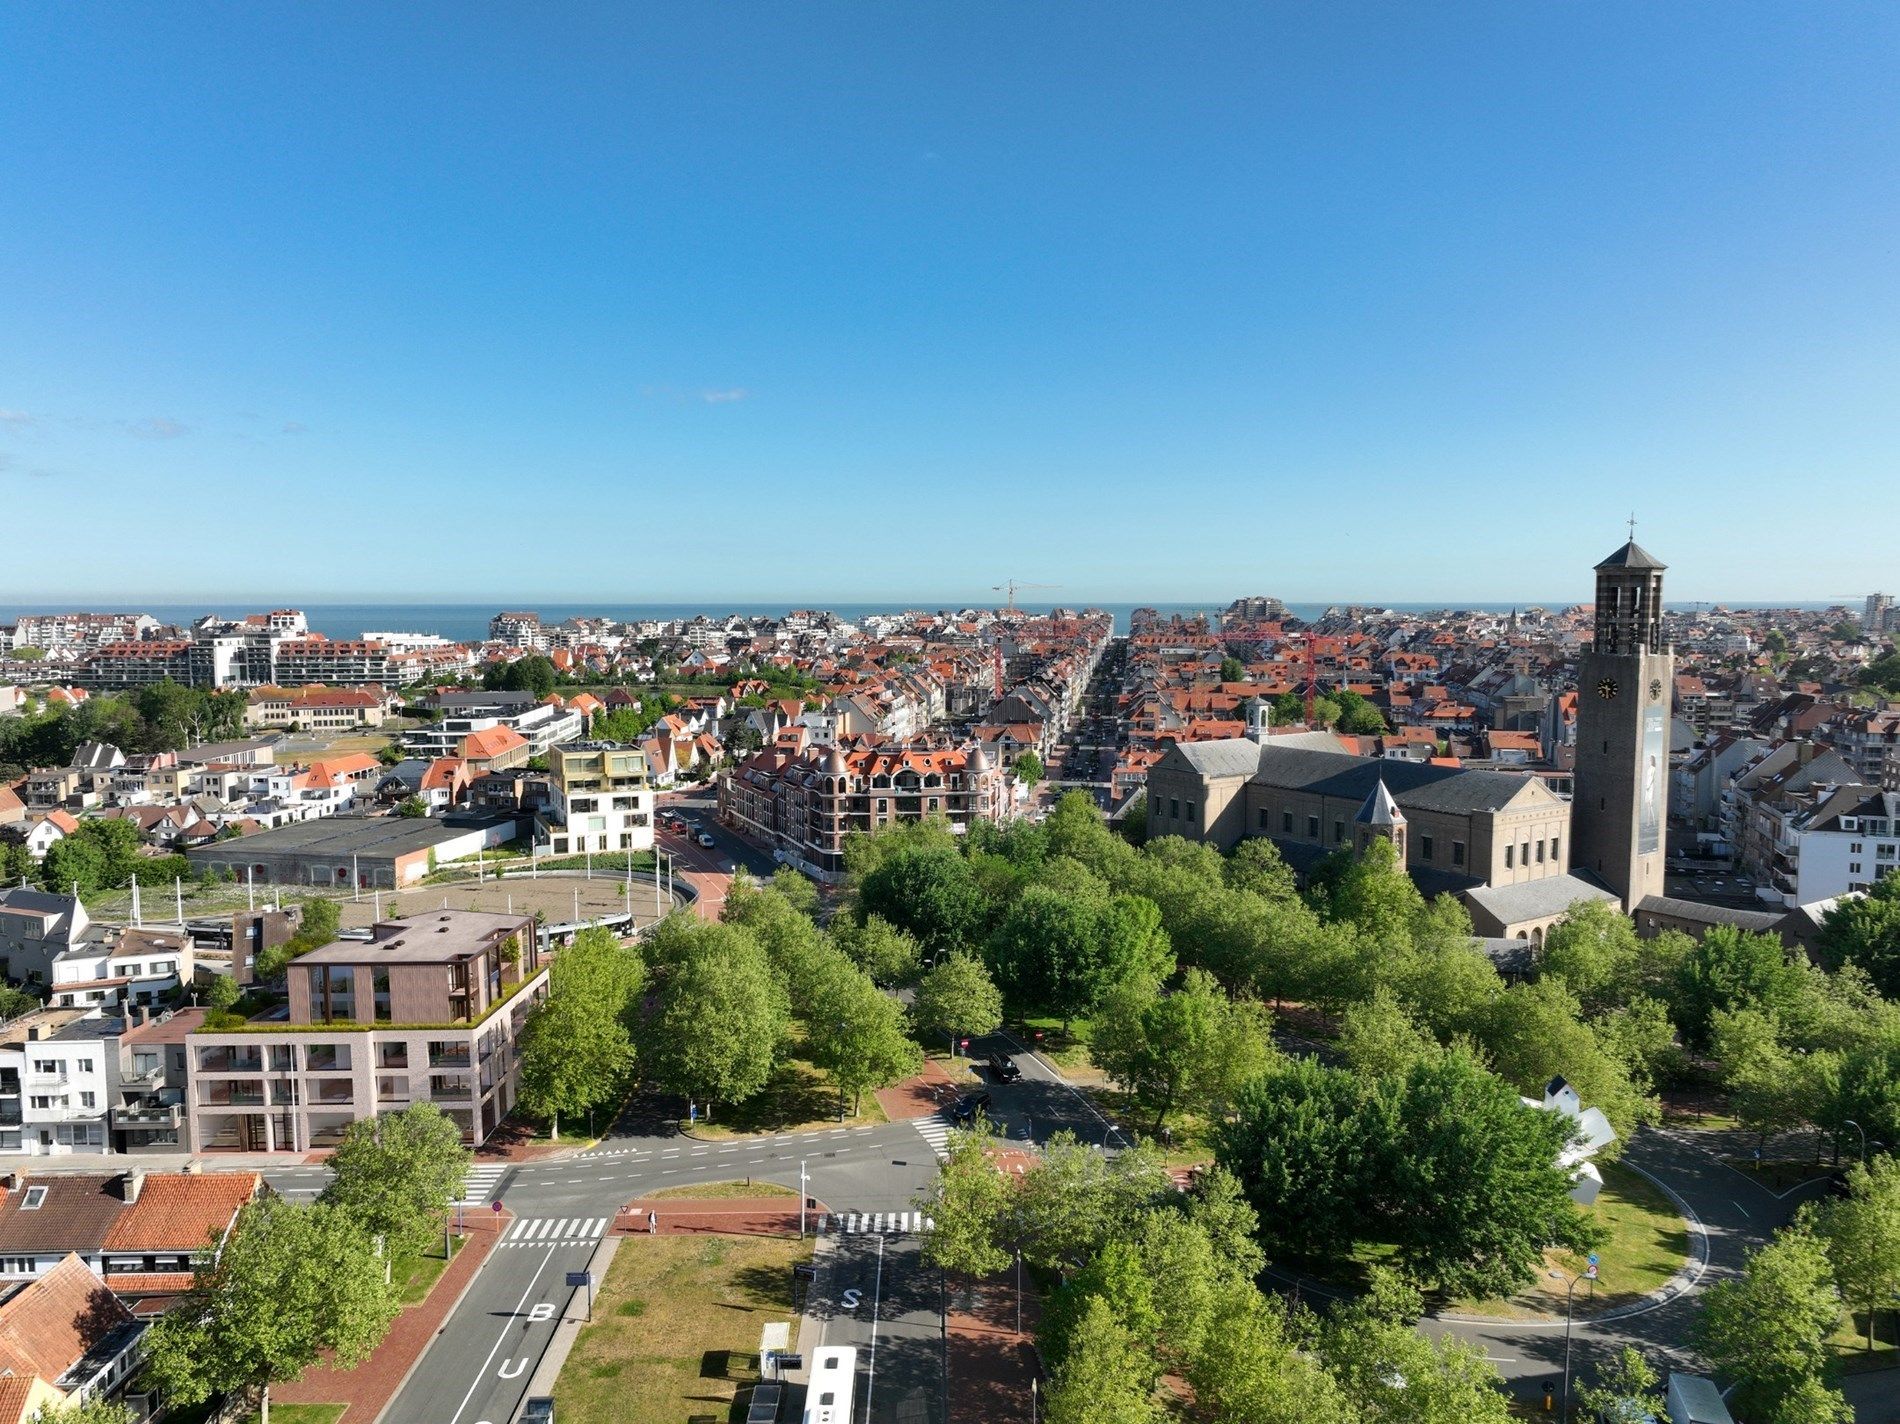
[948,1091,994,1126]
[987,1050,1022,1082]
[696,831,717,848]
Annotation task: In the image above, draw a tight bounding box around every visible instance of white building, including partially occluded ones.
[50,929,192,1012]
[540,742,654,856]
[1795,787,1900,902]
[404,699,583,760]
[0,1011,124,1155]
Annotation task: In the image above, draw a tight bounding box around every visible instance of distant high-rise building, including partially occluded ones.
[1866,592,1894,635]
[1572,539,1675,910]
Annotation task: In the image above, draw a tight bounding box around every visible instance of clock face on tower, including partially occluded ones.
[1596,678,1619,700]
[1649,678,1663,700]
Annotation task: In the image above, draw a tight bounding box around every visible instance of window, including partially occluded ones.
[1452,841,1466,867]
[1521,841,1531,867]
[1307,815,1320,838]
[1420,834,1434,861]
[31,1060,55,1076]
[1333,819,1345,843]
[1536,840,1545,863]
[1282,811,1293,834]
[1550,836,1560,862]
[77,1058,93,1074]
[1850,842,1863,854]
[1185,802,1197,823]
[1257,809,1269,831]
[80,1092,95,1108]
[1170,798,1179,819]
[21,1187,46,1211]
[1505,845,1514,869]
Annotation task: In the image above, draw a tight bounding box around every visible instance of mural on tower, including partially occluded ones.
[1638,696,1666,855]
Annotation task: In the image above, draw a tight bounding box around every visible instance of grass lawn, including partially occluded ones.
[1454,1161,1690,1318]
[1015,1014,1098,1074]
[553,1234,813,1424]
[686,1056,888,1138]
[391,1233,465,1306]
[1085,1085,1216,1165]
[1829,1308,1900,1374]
[648,1180,797,1201]
[242,1406,346,1424]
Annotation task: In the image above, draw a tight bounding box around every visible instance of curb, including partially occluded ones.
[370,1212,509,1424]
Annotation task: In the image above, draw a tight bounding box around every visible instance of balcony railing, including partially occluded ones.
[111,1104,182,1128]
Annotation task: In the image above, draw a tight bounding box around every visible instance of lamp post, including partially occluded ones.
[1549,1266,1592,1419]
[1845,1118,1868,1165]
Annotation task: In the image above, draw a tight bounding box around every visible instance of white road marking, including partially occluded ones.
[1731,1199,1752,1219]
[445,1242,560,1424]
[865,1234,886,1418]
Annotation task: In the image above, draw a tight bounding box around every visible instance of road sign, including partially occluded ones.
[491,1199,503,1214]
[566,1271,592,1288]
[959,1038,969,1051]
[1584,1264,1599,1280]
[1587,1252,1600,1266]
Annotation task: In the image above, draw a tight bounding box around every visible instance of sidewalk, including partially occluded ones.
[617,1196,817,1238]
[275,1208,509,1421]
[875,1059,965,1122]
[947,1268,1042,1424]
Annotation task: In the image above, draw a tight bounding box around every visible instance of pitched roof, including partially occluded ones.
[1466,873,1619,925]
[0,1177,124,1254]
[459,726,528,760]
[1594,540,1667,571]
[0,1252,135,1385]
[102,1172,258,1252]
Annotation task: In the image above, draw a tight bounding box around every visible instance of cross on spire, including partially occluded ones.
[1627,512,1638,541]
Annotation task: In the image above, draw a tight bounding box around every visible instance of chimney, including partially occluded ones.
[118,1170,145,1203]
[1,1173,20,1191]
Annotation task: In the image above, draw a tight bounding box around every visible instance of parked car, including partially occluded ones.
[948,1091,994,1126]
[696,831,717,848]
[987,1050,1022,1082]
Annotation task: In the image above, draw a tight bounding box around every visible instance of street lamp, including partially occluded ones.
[1845,1118,1868,1164]
[1549,1265,1594,1419]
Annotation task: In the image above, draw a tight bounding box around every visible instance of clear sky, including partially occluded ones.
[3,3,1897,607]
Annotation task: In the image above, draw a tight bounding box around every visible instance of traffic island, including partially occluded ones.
[619,1181,815,1238]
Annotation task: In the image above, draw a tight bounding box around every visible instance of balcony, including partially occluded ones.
[111,1103,182,1130]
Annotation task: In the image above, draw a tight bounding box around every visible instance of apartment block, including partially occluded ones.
[541,741,653,856]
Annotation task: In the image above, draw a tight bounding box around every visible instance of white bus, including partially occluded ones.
[802,1346,858,1424]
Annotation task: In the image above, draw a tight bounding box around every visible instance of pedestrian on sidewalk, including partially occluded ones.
[648,1210,657,1235]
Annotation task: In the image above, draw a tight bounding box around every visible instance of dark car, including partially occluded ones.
[987,1050,1022,1082]
[949,1091,994,1126]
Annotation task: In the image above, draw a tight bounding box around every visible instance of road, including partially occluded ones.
[803,1234,944,1424]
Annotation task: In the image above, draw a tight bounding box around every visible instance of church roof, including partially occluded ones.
[1594,540,1667,571]
[1356,779,1403,826]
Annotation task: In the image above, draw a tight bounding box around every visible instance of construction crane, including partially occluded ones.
[993,579,1060,616]
[1304,634,1319,726]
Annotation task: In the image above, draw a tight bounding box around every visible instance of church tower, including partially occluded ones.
[1572,536,1675,909]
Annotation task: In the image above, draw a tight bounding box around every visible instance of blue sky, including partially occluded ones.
[2,3,1897,606]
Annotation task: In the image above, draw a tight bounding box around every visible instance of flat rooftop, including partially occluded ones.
[0,1008,122,1049]
[298,908,533,965]
[185,813,516,860]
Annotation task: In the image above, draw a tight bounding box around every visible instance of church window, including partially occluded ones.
[1186,803,1197,822]
[1420,834,1434,861]
[1333,819,1344,843]
[1505,845,1514,869]
[1307,815,1320,838]
[1258,809,1269,831]
[1536,840,1545,863]
[1452,841,1466,867]
[1282,811,1293,833]
[1169,798,1179,819]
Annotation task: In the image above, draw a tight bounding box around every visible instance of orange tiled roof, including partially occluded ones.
[102,1172,259,1252]
[0,1253,134,1383]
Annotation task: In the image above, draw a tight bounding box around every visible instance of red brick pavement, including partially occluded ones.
[874,1059,965,1122]
[274,1209,509,1420]
[947,1268,1043,1424]
[615,1198,816,1238]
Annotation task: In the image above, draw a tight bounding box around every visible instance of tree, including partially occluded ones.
[1320,1282,1514,1423]
[1817,869,1900,999]
[984,884,1105,1024]
[1219,656,1247,684]
[1816,1154,1900,1350]
[1090,969,1276,1133]
[515,927,642,1135]
[204,975,240,1012]
[1464,977,1657,1139]
[321,1103,471,1258]
[833,914,923,987]
[395,795,429,818]
[1189,1278,1354,1424]
[1381,1047,1597,1298]
[919,1126,1012,1278]
[1539,899,1645,1013]
[910,952,1004,1044]
[1013,1133,1174,1274]
[487,654,558,699]
[256,898,342,982]
[857,846,987,957]
[39,832,107,898]
[1864,648,1900,695]
[1576,1346,1665,1423]
[1011,750,1043,787]
[0,839,37,886]
[1042,1296,1162,1424]
[645,934,785,1115]
[1217,1057,1375,1263]
[142,1197,398,1424]
[1672,924,1806,1050]
[1337,990,1441,1081]
[1226,837,1299,902]
[1331,688,1387,735]
[803,954,922,1113]
[33,1401,137,1424]
[1695,1219,1845,1421]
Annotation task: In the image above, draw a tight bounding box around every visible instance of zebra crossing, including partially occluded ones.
[497,1216,610,1248]
[829,1210,934,1235]
[913,1115,953,1158]
[453,1163,509,1206]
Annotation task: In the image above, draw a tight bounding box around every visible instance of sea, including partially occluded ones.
[0,598,1847,644]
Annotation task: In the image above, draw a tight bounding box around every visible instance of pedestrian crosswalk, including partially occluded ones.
[454,1163,509,1207]
[913,1115,953,1158]
[497,1216,610,1248]
[829,1210,934,1235]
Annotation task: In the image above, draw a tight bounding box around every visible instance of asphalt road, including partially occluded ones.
[802,1234,944,1424]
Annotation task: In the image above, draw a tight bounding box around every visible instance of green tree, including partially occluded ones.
[1672,924,1806,1050]
[0,839,35,886]
[1464,977,1657,1139]
[1091,969,1276,1133]
[1331,688,1387,734]
[1381,1047,1597,1298]
[919,1126,1012,1278]
[395,795,429,818]
[204,975,240,1012]
[803,953,922,1113]
[1576,1346,1666,1423]
[857,845,987,957]
[1817,1154,1900,1349]
[321,1103,472,1258]
[1320,1281,1514,1423]
[33,1400,137,1424]
[516,926,642,1135]
[910,952,1004,1045]
[1226,837,1299,902]
[1011,750,1044,787]
[1539,899,1645,1013]
[1188,1277,1354,1424]
[984,884,1104,1024]
[142,1197,398,1424]
[1817,869,1900,998]
[1043,1296,1162,1424]
[1217,1057,1374,1263]
[1219,656,1247,683]
[645,934,785,1115]
[1863,648,1900,695]
[1695,1218,1845,1420]
[1337,989,1441,1081]
[833,914,923,987]
[255,898,342,982]
[40,832,107,898]
[1013,1133,1174,1274]
[488,654,558,699]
